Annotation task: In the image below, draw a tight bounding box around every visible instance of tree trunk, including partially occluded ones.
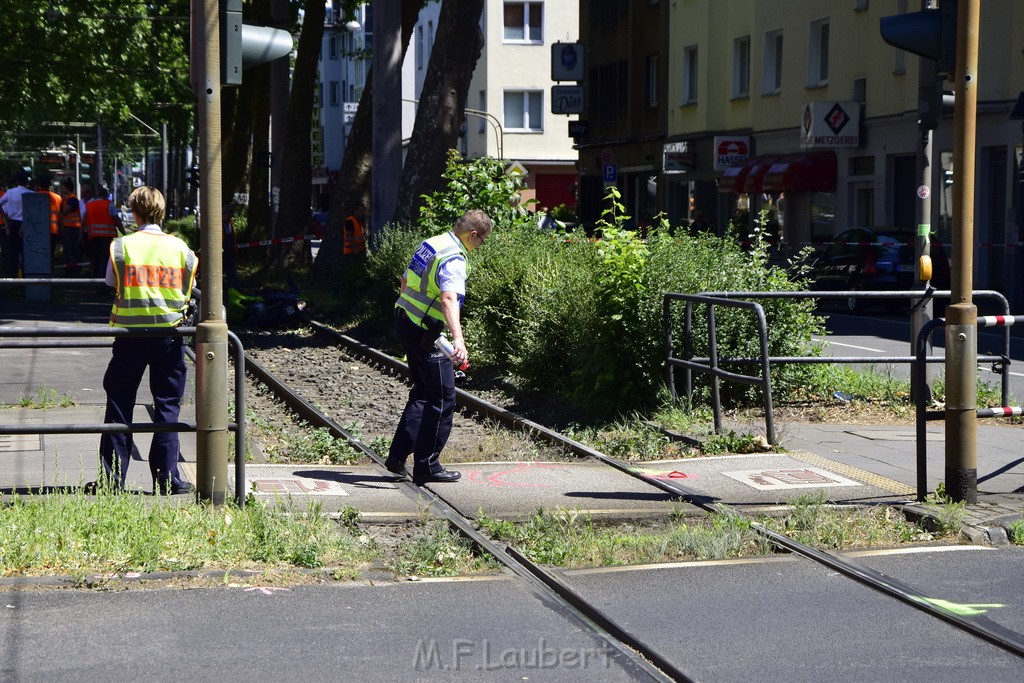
[268,0,325,272]
[391,0,485,228]
[311,0,430,282]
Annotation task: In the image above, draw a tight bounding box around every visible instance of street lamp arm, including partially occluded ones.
[402,98,503,160]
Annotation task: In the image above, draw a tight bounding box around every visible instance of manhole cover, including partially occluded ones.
[0,434,43,452]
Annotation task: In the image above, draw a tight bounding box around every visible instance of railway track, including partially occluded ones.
[237,319,1024,674]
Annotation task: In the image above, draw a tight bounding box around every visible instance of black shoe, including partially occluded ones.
[413,469,461,485]
[383,460,408,477]
[156,480,194,495]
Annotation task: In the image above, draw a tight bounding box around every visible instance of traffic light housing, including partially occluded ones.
[221,0,293,86]
[880,0,958,75]
[185,166,200,188]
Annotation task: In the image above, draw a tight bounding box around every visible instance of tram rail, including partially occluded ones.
[240,318,1024,664]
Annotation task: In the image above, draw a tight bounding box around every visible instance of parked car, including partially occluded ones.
[809,227,950,312]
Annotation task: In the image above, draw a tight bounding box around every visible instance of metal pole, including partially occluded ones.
[911,0,938,402]
[195,0,230,505]
[162,122,169,199]
[945,0,980,503]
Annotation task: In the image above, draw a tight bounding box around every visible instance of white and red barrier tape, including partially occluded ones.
[235,232,323,250]
[978,315,1023,327]
[977,406,1024,418]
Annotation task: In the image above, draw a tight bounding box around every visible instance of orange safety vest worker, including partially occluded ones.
[343,213,365,255]
[84,198,118,239]
[60,193,82,229]
[39,189,61,235]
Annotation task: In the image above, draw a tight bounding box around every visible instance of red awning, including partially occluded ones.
[718,160,754,193]
[762,150,837,193]
[741,156,783,194]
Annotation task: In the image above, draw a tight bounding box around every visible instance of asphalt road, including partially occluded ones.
[815,310,1024,403]
[3,546,1023,682]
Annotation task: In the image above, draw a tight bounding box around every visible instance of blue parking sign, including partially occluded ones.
[603,163,618,183]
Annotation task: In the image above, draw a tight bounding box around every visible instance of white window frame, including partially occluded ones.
[762,29,783,94]
[646,54,659,108]
[503,2,543,44]
[732,35,750,99]
[503,90,544,132]
[328,34,339,60]
[682,45,698,105]
[807,17,830,87]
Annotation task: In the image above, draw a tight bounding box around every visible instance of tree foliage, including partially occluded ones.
[0,1,192,151]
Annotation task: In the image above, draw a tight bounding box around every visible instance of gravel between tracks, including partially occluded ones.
[236,325,570,465]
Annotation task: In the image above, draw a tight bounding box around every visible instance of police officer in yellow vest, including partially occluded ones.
[385,209,492,485]
[93,186,198,495]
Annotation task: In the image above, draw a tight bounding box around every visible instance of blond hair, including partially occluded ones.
[128,186,166,225]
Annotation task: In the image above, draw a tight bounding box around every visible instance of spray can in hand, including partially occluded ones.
[434,335,469,371]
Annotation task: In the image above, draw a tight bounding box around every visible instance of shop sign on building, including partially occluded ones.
[712,136,750,172]
[663,141,695,173]
[800,101,861,149]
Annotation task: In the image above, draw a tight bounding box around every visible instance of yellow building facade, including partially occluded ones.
[662,0,1024,306]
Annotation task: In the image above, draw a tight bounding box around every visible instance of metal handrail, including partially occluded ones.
[664,289,1013,447]
[0,324,247,506]
[663,293,776,444]
[692,289,1012,406]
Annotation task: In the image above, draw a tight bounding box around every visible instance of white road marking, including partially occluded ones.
[814,338,886,353]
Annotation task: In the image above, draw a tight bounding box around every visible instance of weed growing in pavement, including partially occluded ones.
[760,492,940,548]
[701,429,773,455]
[280,426,362,465]
[391,520,499,577]
[564,420,695,461]
[477,508,772,567]
[15,386,74,409]
[919,488,968,535]
[1008,520,1024,545]
[0,489,378,578]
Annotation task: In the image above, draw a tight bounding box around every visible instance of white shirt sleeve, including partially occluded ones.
[436,255,467,296]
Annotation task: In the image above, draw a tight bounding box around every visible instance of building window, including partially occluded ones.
[762,29,783,94]
[328,35,339,60]
[893,0,907,73]
[427,20,434,62]
[646,54,659,108]
[504,90,543,131]
[807,18,829,86]
[503,2,543,43]
[682,45,698,105]
[329,81,340,107]
[416,26,424,70]
[733,35,750,99]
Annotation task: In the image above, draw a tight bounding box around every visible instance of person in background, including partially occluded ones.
[0,171,34,276]
[58,177,82,275]
[35,175,62,262]
[690,210,711,233]
[91,186,198,496]
[83,185,121,282]
[342,202,367,258]
[385,209,493,485]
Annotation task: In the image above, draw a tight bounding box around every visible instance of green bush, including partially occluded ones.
[355,153,823,414]
[165,215,198,250]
